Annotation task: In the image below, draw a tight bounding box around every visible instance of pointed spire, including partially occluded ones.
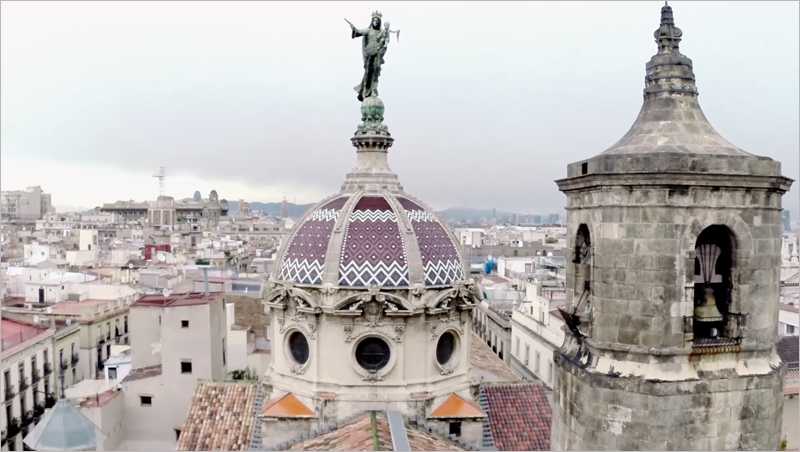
[654,1,683,55]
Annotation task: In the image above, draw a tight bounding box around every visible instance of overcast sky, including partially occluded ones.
[2,1,798,216]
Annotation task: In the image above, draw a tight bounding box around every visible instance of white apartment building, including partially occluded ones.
[0,186,52,221]
[119,291,228,451]
[779,302,799,336]
[509,282,566,387]
[1,319,56,451]
[22,243,57,267]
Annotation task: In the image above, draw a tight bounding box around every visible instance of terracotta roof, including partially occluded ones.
[429,394,485,418]
[261,393,315,418]
[482,384,551,451]
[469,333,520,383]
[120,364,162,383]
[780,303,799,313]
[177,381,259,451]
[133,291,223,308]
[276,412,470,451]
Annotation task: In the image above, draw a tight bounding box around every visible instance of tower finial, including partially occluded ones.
[654,1,683,54]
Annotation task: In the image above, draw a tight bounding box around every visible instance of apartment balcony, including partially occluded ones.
[21,410,33,427]
[43,362,53,375]
[60,360,69,371]
[98,337,105,346]
[31,369,41,384]
[4,384,14,400]
[18,377,28,392]
[106,332,111,341]
[72,352,79,365]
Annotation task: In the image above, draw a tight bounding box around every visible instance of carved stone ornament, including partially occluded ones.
[430,322,438,340]
[439,366,455,376]
[286,297,308,323]
[320,283,338,296]
[289,364,305,375]
[394,325,405,342]
[307,323,317,340]
[363,299,385,327]
[343,324,354,341]
[362,372,385,383]
[410,283,426,298]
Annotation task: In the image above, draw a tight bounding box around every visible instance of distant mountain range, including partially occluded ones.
[228,202,513,222]
[226,200,315,218]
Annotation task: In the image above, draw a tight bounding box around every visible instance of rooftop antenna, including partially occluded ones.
[152,166,166,197]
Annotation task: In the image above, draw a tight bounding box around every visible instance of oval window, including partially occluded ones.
[289,331,309,365]
[355,337,391,372]
[436,332,456,365]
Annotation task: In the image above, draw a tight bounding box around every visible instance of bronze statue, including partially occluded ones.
[345,11,399,102]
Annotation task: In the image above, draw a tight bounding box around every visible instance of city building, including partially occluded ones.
[119,291,227,450]
[98,189,229,226]
[1,318,56,451]
[509,283,566,387]
[0,186,52,221]
[551,4,793,450]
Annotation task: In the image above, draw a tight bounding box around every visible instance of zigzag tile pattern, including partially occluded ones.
[338,196,409,287]
[397,197,465,286]
[279,197,348,285]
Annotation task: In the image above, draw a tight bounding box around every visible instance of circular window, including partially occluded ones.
[436,332,456,365]
[288,331,309,365]
[355,337,391,372]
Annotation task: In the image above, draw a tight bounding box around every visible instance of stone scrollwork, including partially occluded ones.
[343,324,354,342]
[289,364,306,375]
[307,322,317,340]
[439,366,455,376]
[394,325,405,343]
[410,283,426,298]
[320,283,338,296]
[430,322,438,340]
[362,373,385,383]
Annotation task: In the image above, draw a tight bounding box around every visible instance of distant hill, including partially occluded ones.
[436,208,512,222]
[226,200,315,218]
[226,202,515,222]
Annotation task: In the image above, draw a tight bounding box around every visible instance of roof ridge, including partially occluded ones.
[266,410,373,451]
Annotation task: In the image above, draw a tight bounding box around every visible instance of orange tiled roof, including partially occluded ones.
[261,393,315,418]
[176,381,258,451]
[430,394,485,418]
[279,412,470,451]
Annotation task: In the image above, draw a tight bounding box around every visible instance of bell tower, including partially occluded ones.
[551,3,793,451]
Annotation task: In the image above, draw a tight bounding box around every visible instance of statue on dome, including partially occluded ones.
[345,11,398,102]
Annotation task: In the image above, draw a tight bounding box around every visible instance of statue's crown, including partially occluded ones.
[371,10,382,19]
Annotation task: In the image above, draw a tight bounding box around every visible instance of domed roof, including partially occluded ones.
[274,100,468,289]
[275,192,466,288]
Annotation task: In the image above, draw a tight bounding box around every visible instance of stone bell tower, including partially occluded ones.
[551,3,793,451]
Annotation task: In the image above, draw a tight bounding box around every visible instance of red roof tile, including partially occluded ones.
[280,412,469,451]
[483,384,551,451]
[177,381,259,451]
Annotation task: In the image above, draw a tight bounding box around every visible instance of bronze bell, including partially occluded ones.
[694,286,723,324]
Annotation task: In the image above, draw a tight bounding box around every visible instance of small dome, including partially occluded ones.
[209,190,219,202]
[275,192,466,288]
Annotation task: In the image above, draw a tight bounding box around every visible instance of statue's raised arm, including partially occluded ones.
[344,18,366,38]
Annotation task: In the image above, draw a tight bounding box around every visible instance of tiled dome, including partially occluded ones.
[275,192,465,288]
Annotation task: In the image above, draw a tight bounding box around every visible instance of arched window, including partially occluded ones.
[573,224,592,322]
[693,225,735,342]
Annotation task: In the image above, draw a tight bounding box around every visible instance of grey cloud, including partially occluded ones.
[1,1,797,215]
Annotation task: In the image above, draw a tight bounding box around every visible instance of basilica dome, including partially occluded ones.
[274,192,465,288]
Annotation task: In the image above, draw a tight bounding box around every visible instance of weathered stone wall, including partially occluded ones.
[551,180,789,451]
[562,184,784,352]
[552,352,785,451]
